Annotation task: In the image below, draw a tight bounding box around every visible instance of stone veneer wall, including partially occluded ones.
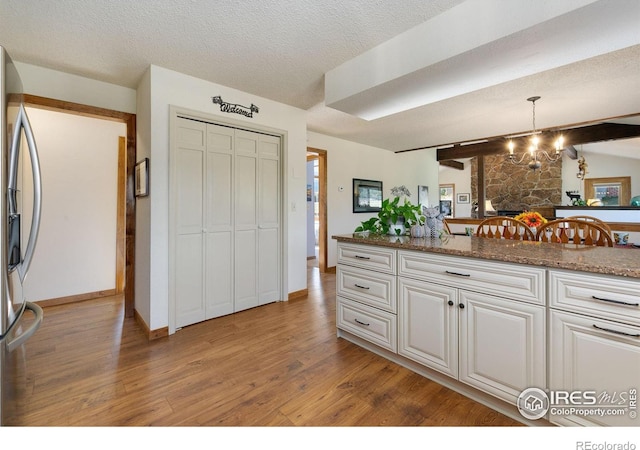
[471,153,562,218]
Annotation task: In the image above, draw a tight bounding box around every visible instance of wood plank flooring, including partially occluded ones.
[12,264,522,426]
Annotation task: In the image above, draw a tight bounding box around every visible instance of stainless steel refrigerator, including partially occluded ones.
[0,45,44,426]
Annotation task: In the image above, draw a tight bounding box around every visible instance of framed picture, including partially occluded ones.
[353,178,382,213]
[135,158,149,197]
[439,183,455,217]
[584,176,631,206]
[417,185,429,207]
[457,193,470,204]
[439,200,452,218]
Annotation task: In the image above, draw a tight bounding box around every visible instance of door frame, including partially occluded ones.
[168,105,288,334]
[21,94,136,317]
[306,147,327,272]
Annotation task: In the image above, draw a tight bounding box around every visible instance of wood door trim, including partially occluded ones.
[307,147,327,272]
[22,94,136,317]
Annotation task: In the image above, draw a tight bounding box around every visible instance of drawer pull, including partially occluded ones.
[592,295,639,307]
[354,255,371,260]
[592,324,640,338]
[354,284,370,290]
[445,270,471,277]
[448,300,454,306]
[355,318,370,326]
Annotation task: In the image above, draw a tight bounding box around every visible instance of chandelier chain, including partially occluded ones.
[531,100,536,132]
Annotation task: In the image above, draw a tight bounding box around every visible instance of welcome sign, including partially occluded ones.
[212,96,259,118]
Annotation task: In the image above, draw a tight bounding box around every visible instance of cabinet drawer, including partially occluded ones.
[550,309,640,427]
[337,265,396,313]
[398,251,546,305]
[549,270,640,327]
[337,243,396,274]
[337,296,397,352]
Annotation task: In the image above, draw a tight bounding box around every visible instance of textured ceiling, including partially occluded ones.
[1,0,463,109]
[1,0,639,153]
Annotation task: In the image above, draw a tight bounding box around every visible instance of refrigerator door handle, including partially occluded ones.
[5,302,43,352]
[9,104,42,283]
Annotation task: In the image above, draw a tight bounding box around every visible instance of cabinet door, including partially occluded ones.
[550,310,640,427]
[398,278,458,378]
[459,291,546,405]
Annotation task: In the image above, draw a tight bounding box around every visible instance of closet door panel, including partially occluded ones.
[259,157,279,227]
[235,229,258,311]
[259,227,279,304]
[176,147,204,235]
[235,131,258,155]
[175,233,205,328]
[206,231,233,318]
[235,154,257,228]
[257,134,280,304]
[174,118,206,327]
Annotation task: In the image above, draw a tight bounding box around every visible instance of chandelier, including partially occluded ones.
[507,96,566,170]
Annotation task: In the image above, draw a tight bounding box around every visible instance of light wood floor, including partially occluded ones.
[13,263,522,426]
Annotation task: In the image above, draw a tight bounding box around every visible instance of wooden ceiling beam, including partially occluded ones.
[439,159,464,170]
[435,123,640,161]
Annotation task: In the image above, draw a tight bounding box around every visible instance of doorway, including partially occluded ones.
[22,94,136,317]
[306,148,327,272]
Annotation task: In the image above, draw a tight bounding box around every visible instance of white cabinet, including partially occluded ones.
[549,269,640,427]
[336,244,398,352]
[397,251,546,406]
[336,240,640,426]
[172,118,281,329]
[337,297,397,352]
[459,290,546,404]
[398,278,458,378]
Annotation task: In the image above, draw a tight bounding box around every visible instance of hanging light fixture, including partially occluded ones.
[507,96,566,170]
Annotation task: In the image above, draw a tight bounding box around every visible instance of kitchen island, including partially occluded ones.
[333,233,640,278]
[332,233,640,427]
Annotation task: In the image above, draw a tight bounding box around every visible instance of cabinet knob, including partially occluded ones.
[459,303,465,309]
[448,300,454,306]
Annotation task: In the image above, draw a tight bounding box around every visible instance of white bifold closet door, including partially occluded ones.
[174,118,280,329]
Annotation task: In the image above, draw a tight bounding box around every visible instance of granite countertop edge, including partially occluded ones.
[333,234,640,279]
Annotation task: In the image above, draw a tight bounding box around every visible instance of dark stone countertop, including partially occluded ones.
[332,233,640,279]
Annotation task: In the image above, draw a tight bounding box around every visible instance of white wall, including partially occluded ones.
[138,65,307,333]
[15,62,136,114]
[562,150,640,204]
[23,108,125,301]
[306,131,439,268]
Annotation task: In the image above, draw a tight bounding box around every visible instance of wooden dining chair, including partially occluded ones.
[443,219,452,234]
[535,218,614,247]
[475,216,535,240]
[565,215,612,234]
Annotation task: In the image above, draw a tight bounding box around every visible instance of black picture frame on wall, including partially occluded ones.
[135,158,149,197]
[353,178,382,213]
[439,200,452,217]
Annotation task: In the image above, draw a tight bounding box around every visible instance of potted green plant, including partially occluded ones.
[355,186,424,236]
